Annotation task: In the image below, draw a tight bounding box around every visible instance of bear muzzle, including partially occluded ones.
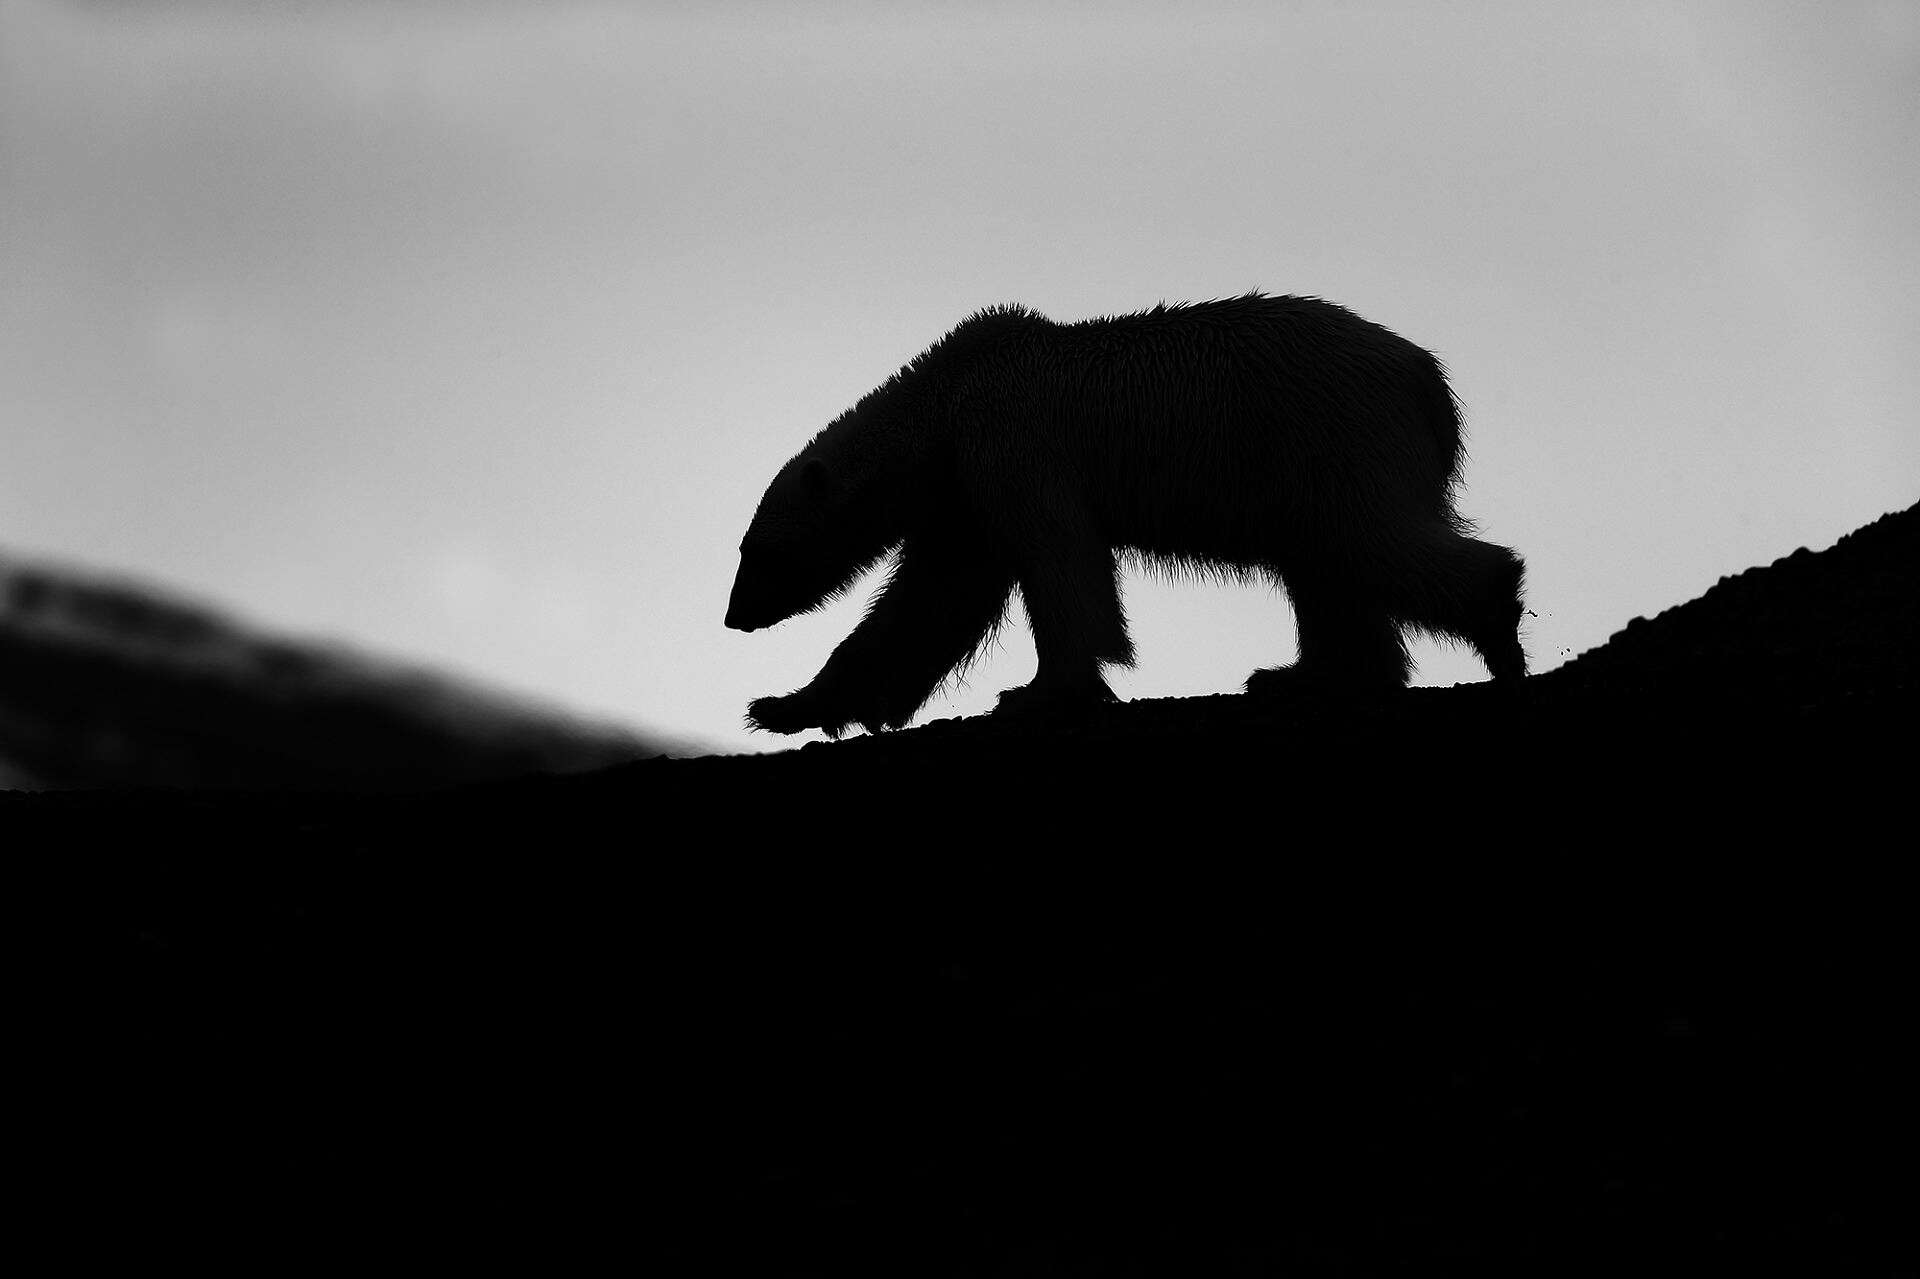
[724,584,771,632]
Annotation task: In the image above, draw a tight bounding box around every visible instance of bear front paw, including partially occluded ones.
[748,687,883,738]
[746,690,828,735]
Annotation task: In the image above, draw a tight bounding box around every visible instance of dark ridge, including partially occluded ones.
[21,500,1918,1274]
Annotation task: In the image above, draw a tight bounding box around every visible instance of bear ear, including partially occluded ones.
[801,456,835,497]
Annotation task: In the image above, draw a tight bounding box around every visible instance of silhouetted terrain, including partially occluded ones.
[23,502,1918,1274]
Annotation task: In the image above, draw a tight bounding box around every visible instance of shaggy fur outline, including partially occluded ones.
[726,292,1526,735]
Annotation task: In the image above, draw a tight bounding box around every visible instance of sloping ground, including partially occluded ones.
[21,500,1919,1274]
[0,552,682,788]
[1545,500,1919,699]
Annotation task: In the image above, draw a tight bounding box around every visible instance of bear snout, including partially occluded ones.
[725,578,772,632]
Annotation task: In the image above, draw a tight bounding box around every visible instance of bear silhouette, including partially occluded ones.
[726,292,1525,736]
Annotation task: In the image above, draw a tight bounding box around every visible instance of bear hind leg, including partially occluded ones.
[1465,542,1527,681]
[1247,575,1411,697]
[1390,527,1527,683]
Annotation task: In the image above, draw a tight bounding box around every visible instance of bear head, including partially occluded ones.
[725,452,893,632]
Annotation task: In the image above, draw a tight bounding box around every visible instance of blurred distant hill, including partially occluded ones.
[0,553,691,789]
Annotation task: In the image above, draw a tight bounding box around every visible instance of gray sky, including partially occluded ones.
[4,0,1916,754]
